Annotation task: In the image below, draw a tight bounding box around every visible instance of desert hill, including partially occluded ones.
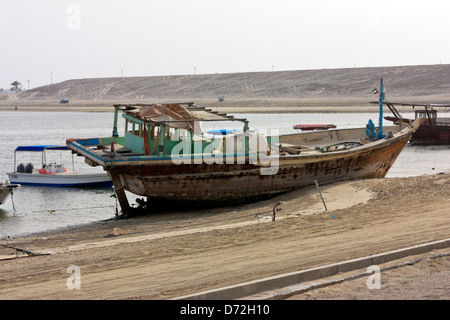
[2,64,450,111]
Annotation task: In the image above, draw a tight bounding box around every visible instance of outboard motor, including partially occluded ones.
[17,163,25,173]
[25,163,34,173]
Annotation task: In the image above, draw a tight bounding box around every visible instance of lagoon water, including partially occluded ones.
[1,111,449,238]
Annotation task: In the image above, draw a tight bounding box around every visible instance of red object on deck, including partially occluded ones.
[293,124,337,131]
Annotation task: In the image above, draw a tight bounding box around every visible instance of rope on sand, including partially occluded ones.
[0,243,52,261]
[27,205,115,215]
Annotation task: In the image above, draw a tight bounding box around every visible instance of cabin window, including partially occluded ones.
[126,120,132,134]
[152,126,160,138]
[125,120,144,136]
[164,126,173,139]
[169,128,176,139]
[150,125,155,139]
[415,110,437,121]
[135,124,141,137]
[175,129,190,141]
[416,112,426,119]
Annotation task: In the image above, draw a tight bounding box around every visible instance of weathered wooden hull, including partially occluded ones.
[106,130,410,204]
[410,125,450,145]
[67,118,421,212]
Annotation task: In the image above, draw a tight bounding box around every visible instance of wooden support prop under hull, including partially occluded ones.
[111,174,131,214]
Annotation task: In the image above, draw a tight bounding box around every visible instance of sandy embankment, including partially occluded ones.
[3,64,450,117]
[0,173,449,300]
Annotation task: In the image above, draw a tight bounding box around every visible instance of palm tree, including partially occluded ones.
[10,81,23,93]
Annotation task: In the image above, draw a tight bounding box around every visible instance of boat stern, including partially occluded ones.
[66,137,119,168]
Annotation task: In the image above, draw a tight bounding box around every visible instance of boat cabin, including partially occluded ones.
[415,109,437,125]
[113,103,267,159]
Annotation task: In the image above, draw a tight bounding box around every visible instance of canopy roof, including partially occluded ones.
[114,103,247,131]
[15,145,69,152]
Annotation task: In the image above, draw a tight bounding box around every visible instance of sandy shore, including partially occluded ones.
[0,172,449,300]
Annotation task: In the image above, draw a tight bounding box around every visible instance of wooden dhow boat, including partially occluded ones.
[383,101,450,145]
[66,80,422,214]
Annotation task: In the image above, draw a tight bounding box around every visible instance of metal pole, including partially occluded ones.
[112,105,119,138]
[158,124,165,157]
[378,78,385,139]
[314,180,328,211]
[244,121,249,157]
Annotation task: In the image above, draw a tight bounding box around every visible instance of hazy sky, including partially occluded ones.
[1,0,450,90]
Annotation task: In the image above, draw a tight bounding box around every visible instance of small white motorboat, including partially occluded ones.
[0,180,20,206]
[6,145,113,188]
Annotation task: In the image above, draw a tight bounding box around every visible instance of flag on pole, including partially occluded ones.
[372,88,379,94]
